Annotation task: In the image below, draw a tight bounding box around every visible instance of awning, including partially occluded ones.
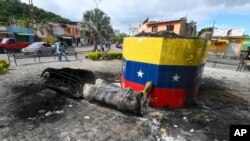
[16,33,35,36]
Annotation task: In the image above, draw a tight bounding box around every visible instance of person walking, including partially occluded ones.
[55,41,70,62]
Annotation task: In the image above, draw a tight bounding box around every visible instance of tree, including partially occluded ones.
[197,27,213,37]
[0,0,70,26]
[110,33,128,43]
[81,8,113,50]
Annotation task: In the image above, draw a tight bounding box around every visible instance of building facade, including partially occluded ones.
[137,18,196,37]
[209,28,245,57]
[4,26,34,43]
[34,22,82,46]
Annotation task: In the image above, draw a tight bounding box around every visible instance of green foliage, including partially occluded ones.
[87,52,102,60]
[110,33,128,43]
[197,27,213,37]
[0,0,70,27]
[100,52,111,60]
[87,51,122,61]
[109,52,122,59]
[0,59,9,73]
[81,8,114,46]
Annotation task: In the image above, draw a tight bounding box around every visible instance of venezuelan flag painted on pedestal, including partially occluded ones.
[121,37,209,108]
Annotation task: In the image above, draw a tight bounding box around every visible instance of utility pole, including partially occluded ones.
[28,0,34,30]
[93,0,102,8]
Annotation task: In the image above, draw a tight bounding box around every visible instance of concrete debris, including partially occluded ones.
[38,110,46,114]
[66,136,70,141]
[138,117,148,122]
[152,118,161,126]
[183,116,188,122]
[161,135,175,141]
[54,110,64,114]
[153,112,163,121]
[84,116,90,119]
[190,128,195,133]
[160,128,168,136]
[111,83,121,87]
[45,111,53,117]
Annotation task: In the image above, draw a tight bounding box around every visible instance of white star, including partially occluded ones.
[137,70,144,78]
[172,74,180,82]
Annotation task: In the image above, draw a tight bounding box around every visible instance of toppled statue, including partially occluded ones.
[41,68,95,98]
[83,79,153,115]
[41,68,153,115]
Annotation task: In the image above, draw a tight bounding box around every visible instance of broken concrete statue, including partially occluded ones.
[41,68,95,98]
[41,68,153,115]
[83,79,153,115]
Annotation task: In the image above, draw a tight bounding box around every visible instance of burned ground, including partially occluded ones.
[0,61,249,141]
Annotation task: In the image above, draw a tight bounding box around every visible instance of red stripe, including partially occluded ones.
[121,76,199,108]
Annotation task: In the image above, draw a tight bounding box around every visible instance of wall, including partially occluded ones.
[209,40,228,55]
[144,22,181,34]
[7,26,34,43]
[65,26,80,37]
[224,38,244,57]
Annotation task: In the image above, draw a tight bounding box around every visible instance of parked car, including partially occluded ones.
[0,38,30,53]
[22,42,55,55]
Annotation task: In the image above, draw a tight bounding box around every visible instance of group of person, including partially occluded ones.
[97,43,111,52]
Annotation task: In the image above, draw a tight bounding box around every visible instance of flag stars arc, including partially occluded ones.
[137,69,144,78]
[172,73,181,82]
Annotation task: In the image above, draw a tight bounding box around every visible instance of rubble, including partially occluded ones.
[45,111,53,117]
[38,110,46,114]
[190,129,195,133]
[84,116,90,119]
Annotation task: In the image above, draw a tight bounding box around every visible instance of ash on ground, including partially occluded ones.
[0,60,249,141]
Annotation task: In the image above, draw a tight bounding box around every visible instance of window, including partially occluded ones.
[75,29,79,34]
[8,39,15,44]
[167,25,174,31]
[44,43,52,47]
[152,26,158,32]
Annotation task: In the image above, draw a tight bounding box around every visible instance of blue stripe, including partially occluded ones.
[122,59,202,88]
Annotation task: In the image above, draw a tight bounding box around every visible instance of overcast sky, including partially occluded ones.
[21,0,250,34]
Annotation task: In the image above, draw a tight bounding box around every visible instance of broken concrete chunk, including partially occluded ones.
[190,128,195,132]
[84,116,90,119]
[45,111,53,116]
[152,118,161,126]
[38,110,46,114]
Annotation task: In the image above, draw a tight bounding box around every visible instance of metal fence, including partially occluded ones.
[207,51,249,71]
[7,52,78,66]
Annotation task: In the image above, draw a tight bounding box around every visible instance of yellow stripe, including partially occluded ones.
[123,37,209,66]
